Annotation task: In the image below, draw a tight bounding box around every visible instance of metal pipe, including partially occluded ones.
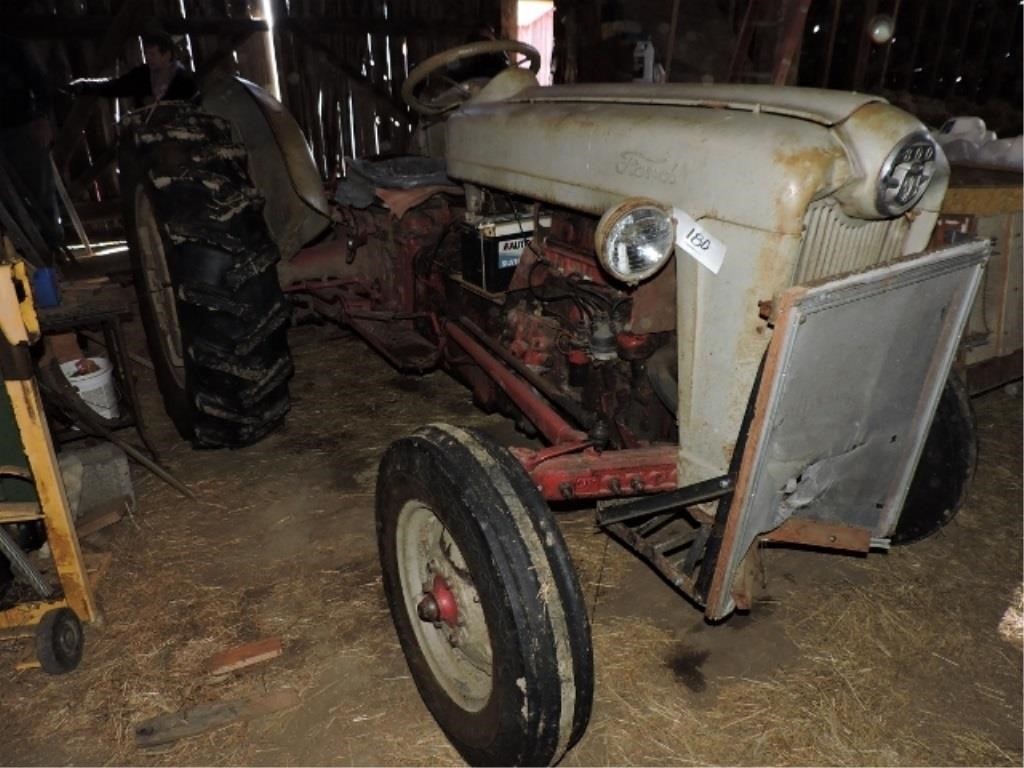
[597,474,733,527]
[443,320,588,445]
[458,317,594,429]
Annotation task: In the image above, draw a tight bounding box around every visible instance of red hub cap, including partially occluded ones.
[417,573,459,627]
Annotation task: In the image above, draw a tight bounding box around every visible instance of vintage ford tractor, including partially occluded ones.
[120,40,986,766]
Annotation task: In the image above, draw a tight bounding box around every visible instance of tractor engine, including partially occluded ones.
[441,203,677,449]
[285,194,678,451]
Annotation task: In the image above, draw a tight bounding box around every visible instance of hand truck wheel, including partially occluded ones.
[35,607,84,675]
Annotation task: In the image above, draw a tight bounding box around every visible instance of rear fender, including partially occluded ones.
[201,73,331,259]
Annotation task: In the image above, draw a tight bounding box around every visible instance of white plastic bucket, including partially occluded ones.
[60,357,120,420]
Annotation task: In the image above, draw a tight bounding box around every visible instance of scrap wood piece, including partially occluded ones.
[208,637,283,676]
[134,688,299,749]
[76,501,125,538]
[15,655,41,672]
[83,551,113,587]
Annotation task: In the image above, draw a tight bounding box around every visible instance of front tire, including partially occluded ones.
[377,424,592,766]
[120,104,292,447]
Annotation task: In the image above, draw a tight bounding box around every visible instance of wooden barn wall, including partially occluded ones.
[554,0,1022,134]
[4,0,501,237]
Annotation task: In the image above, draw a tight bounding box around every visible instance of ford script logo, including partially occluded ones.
[615,151,678,185]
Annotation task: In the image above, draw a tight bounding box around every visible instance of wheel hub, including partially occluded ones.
[418,574,459,627]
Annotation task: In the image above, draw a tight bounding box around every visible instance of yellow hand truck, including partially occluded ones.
[0,257,99,673]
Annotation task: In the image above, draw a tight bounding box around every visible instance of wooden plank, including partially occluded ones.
[84,550,114,588]
[820,0,842,87]
[282,15,476,37]
[194,31,256,83]
[208,637,283,676]
[289,24,405,116]
[2,16,268,38]
[0,599,68,630]
[851,0,879,91]
[134,689,300,748]
[75,500,125,538]
[2,14,473,38]
[0,502,43,524]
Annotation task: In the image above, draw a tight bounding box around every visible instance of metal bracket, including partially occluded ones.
[597,474,735,599]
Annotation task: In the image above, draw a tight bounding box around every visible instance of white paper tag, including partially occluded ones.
[673,208,726,274]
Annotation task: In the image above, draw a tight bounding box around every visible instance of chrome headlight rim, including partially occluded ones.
[594,197,676,285]
[876,131,939,216]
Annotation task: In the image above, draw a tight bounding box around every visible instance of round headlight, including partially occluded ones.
[876,132,938,215]
[594,198,675,284]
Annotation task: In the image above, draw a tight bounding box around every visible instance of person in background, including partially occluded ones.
[0,34,62,249]
[68,31,197,107]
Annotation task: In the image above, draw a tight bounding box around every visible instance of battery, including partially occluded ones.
[461,214,550,293]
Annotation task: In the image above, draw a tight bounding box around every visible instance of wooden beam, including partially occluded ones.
[134,689,299,748]
[927,0,955,93]
[194,31,256,82]
[773,0,812,86]
[877,0,903,90]
[820,0,843,88]
[499,0,518,39]
[52,0,148,172]
[851,0,879,91]
[1,16,267,38]
[1,15,478,39]
[665,0,681,80]
[69,146,116,196]
[287,24,406,117]
[280,16,477,38]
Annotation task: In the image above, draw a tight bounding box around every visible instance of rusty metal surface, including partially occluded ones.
[518,444,678,501]
[202,75,330,259]
[759,518,872,552]
[793,201,908,284]
[447,99,843,235]
[703,241,988,620]
[674,222,801,486]
[444,321,587,446]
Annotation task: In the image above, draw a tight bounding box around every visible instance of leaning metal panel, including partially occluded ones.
[704,239,988,620]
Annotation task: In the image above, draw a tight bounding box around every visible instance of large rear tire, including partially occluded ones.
[120,104,292,447]
[893,373,978,544]
[376,424,593,766]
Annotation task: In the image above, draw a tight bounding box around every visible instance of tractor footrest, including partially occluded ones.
[347,317,439,373]
[597,475,734,602]
[603,512,711,597]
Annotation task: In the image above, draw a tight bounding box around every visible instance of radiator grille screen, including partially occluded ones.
[794,201,909,284]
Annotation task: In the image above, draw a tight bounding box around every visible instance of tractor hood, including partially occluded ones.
[445,84,920,235]
[504,83,883,125]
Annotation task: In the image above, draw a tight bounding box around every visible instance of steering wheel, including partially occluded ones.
[401,40,541,116]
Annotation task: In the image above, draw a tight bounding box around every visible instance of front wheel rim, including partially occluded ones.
[396,500,493,712]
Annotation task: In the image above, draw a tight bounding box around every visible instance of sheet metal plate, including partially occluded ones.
[705,240,988,619]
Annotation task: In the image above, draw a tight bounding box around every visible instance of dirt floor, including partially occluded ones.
[1,319,1021,766]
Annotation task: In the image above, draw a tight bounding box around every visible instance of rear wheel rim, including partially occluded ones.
[134,187,186,388]
[396,500,493,712]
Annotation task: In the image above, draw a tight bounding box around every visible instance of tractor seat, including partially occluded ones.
[347,156,451,189]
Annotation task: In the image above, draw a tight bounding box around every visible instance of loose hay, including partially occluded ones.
[998,585,1023,649]
[1,323,1020,766]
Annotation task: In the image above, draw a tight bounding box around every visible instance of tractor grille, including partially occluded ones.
[793,200,909,284]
